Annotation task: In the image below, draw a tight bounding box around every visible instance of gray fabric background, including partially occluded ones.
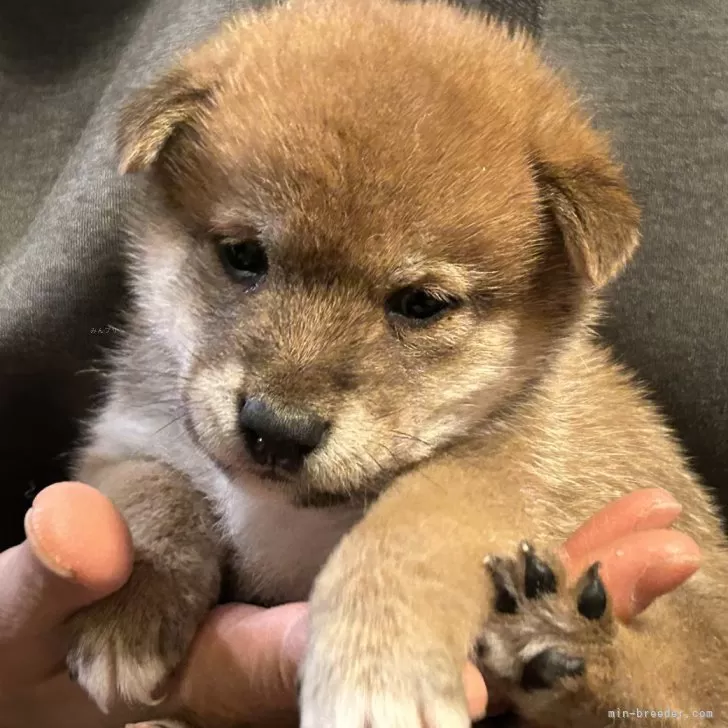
[0,0,246,549]
[0,0,726,554]
[544,0,728,514]
[460,0,543,34]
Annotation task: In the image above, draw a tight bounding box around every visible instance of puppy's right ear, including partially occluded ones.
[117,68,212,174]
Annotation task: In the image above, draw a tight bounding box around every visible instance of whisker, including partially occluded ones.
[377,440,451,497]
[390,429,434,449]
[153,411,189,437]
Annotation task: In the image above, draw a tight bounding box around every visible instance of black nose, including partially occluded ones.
[238,397,328,473]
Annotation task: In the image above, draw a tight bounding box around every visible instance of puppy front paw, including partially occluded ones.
[474,542,618,724]
[300,590,470,728]
[300,645,470,728]
[66,563,210,714]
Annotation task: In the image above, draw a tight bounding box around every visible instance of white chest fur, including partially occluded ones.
[217,479,364,603]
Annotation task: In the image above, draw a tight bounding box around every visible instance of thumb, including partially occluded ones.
[168,603,308,727]
[0,482,133,642]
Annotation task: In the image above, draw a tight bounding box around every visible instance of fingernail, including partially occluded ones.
[662,541,697,558]
[630,553,701,613]
[665,552,701,567]
[647,500,682,515]
[24,507,76,580]
[636,500,682,527]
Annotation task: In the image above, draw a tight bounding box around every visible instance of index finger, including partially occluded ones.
[561,488,682,568]
[567,528,700,622]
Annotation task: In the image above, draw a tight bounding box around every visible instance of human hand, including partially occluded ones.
[0,482,135,728]
[0,483,307,728]
[0,484,699,728]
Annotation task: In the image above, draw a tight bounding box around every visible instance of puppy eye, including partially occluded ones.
[386,287,459,324]
[216,236,268,285]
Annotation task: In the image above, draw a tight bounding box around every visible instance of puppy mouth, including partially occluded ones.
[292,488,376,510]
[243,428,315,475]
[244,460,301,486]
[242,463,371,509]
[239,449,386,510]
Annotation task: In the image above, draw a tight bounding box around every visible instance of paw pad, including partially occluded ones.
[520,648,585,691]
[477,541,612,697]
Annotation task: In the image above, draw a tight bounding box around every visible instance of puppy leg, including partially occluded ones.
[476,543,728,726]
[66,458,223,715]
[300,445,728,728]
[299,456,533,728]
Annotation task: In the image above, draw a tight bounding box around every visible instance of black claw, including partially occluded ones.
[520,649,586,691]
[485,556,519,614]
[67,664,78,682]
[577,562,608,620]
[295,677,302,702]
[474,639,487,660]
[521,541,558,599]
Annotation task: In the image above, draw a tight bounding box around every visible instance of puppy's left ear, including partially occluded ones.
[117,68,213,175]
[534,149,641,290]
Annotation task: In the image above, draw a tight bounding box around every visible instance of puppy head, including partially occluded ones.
[121,0,639,503]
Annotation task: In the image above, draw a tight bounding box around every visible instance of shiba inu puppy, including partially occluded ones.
[67,1,728,726]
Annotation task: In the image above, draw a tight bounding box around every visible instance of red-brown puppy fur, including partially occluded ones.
[68,1,728,726]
